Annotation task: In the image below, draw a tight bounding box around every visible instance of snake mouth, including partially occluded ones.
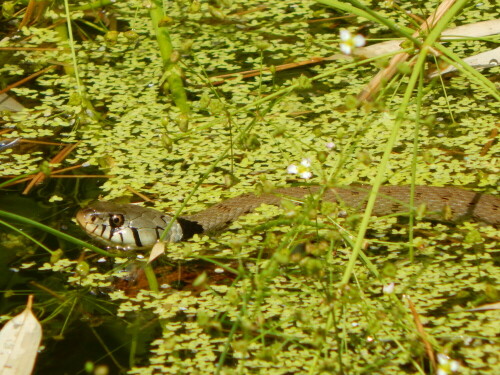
[75,207,95,229]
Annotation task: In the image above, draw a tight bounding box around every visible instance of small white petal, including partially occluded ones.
[325,142,335,149]
[450,361,460,372]
[339,29,351,41]
[437,354,449,365]
[383,283,395,294]
[300,171,312,179]
[340,43,352,55]
[436,370,447,375]
[353,34,366,47]
[301,158,311,167]
[287,164,298,174]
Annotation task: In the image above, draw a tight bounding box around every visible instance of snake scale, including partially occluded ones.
[76,185,499,250]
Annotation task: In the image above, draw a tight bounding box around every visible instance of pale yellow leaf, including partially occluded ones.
[467,302,500,312]
[0,93,25,112]
[148,241,166,263]
[0,295,42,375]
[428,47,500,77]
[353,19,500,60]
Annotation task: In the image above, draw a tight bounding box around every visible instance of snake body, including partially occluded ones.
[76,185,500,250]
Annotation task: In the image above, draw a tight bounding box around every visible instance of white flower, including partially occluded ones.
[437,353,460,374]
[287,158,312,179]
[339,29,366,55]
[437,354,449,365]
[325,142,335,150]
[383,282,395,294]
[301,158,311,167]
[450,361,460,372]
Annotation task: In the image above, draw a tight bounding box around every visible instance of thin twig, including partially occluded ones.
[406,295,437,371]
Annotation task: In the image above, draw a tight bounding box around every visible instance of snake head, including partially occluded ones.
[76,201,183,250]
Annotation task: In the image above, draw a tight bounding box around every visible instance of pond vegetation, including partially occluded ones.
[0,0,498,374]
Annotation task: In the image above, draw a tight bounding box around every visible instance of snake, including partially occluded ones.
[76,185,500,250]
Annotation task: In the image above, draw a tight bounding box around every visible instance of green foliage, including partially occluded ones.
[0,0,498,374]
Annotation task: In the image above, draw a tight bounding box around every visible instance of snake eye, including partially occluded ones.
[109,214,124,228]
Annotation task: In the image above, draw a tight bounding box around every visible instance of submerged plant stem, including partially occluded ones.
[0,209,115,257]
